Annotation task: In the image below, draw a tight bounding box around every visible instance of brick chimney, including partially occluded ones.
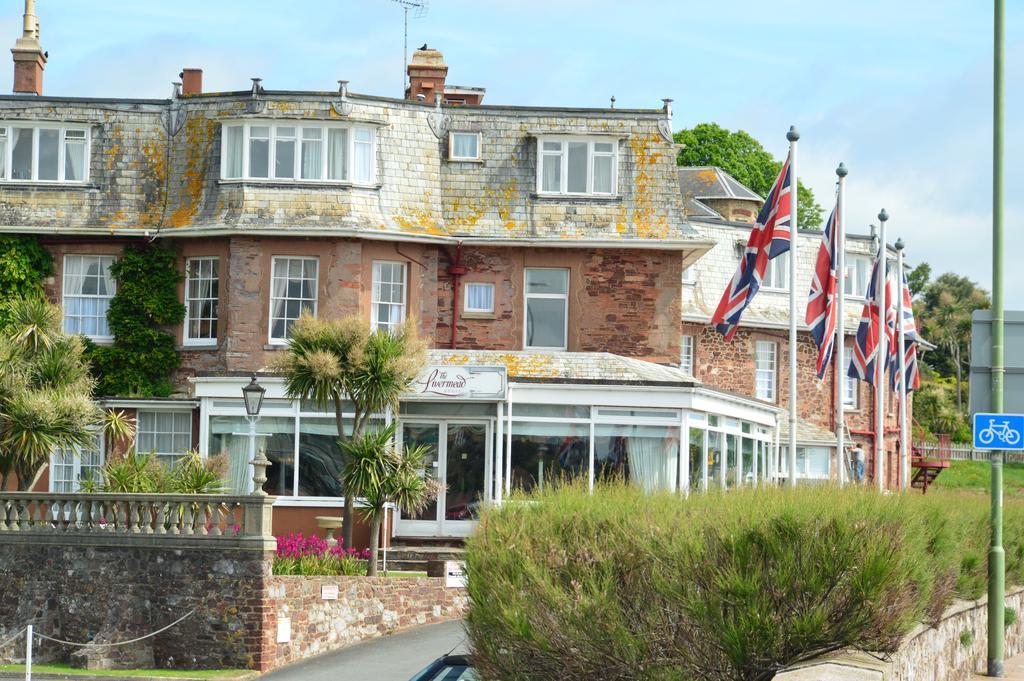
[11,0,46,95]
[180,68,203,96]
[405,44,447,102]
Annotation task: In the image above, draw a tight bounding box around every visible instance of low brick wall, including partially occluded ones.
[777,587,1024,680]
[263,575,468,670]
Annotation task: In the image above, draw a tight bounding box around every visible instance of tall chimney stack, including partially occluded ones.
[11,0,46,95]
[405,45,447,103]
[180,68,203,96]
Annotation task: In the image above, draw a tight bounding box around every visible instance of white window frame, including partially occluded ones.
[62,254,117,343]
[220,121,376,185]
[755,340,778,401]
[535,136,618,196]
[761,251,790,291]
[0,122,91,184]
[680,335,695,376]
[49,433,105,492]
[371,261,407,333]
[844,254,872,298]
[524,267,570,351]
[463,282,495,314]
[184,257,220,346]
[682,265,695,284]
[269,256,319,344]
[136,410,193,468]
[843,372,859,409]
[449,131,481,161]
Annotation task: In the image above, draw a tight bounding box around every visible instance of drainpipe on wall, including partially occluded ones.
[448,242,467,349]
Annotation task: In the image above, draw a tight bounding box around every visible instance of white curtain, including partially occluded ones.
[628,436,678,493]
[328,128,347,180]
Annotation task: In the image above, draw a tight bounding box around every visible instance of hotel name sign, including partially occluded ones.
[409,365,507,401]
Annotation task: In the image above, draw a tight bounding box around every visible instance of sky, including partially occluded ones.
[1,1,1021,303]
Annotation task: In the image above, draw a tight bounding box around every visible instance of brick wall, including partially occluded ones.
[264,575,467,670]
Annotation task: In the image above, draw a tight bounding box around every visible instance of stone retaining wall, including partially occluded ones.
[777,587,1024,680]
[263,575,468,670]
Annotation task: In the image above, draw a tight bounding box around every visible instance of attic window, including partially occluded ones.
[536,137,617,196]
[449,132,480,161]
[0,123,90,183]
[222,122,375,185]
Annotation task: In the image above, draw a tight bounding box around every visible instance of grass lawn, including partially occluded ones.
[0,664,251,679]
[931,460,1024,496]
[383,570,428,578]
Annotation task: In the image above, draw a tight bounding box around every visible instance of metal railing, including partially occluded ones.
[0,493,273,540]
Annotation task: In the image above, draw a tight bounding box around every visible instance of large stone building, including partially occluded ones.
[678,166,914,489]
[0,5,910,543]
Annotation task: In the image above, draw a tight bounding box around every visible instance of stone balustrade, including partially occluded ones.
[0,492,274,549]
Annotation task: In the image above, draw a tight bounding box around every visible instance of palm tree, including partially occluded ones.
[923,292,970,415]
[274,314,426,548]
[340,423,437,576]
[0,297,134,490]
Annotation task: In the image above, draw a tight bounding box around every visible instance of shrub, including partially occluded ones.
[960,630,974,647]
[1006,607,1017,630]
[272,532,371,576]
[81,451,228,493]
[465,483,1024,681]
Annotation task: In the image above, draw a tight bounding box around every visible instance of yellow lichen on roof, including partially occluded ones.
[626,133,671,240]
[168,116,216,228]
[696,168,719,186]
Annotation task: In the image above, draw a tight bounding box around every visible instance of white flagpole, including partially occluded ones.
[835,163,848,486]
[787,126,800,488]
[895,239,909,491]
[875,209,889,492]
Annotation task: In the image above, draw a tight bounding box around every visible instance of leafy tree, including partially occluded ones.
[340,423,438,576]
[917,273,989,414]
[0,297,134,490]
[273,314,427,549]
[87,243,185,397]
[907,262,931,298]
[674,122,824,230]
[0,235,53,332]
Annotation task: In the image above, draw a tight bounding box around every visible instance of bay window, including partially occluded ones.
[0,123,90,183]
[537,137,617,195]
[62,255,117,341]
[525,268,569,350]
[222,122,376,184]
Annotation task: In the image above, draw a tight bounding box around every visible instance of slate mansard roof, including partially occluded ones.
[0,91,708,251]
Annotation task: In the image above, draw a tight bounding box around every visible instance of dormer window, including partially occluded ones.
[0,123,90,183]
[449,132,481,161]
[536,137,617,196]
[221,122,376,185]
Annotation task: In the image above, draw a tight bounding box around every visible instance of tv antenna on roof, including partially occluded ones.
[390,0,430,95]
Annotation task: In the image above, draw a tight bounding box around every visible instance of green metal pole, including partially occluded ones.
[988,0,1006,676]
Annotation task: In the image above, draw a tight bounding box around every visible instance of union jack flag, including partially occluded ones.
[889,270,921,392]
[711,152,793,339]
[805,204,838,378]
[847,252,896,385]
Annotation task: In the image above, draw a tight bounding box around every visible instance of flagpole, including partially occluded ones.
[875,209,889,492]
[835,163,847,486]
[895,239,909,491]
[787,126,800,488]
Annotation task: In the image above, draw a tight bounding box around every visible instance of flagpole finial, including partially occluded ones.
[786,125,800,142]
[836,162,848,178]
[895,238,905,251]
[878,208,889,223]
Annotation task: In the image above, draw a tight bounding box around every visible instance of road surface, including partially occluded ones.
[261,620,469,680]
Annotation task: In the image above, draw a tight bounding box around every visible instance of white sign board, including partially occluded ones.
[321,584,339,600]
[276,617,291,643]
[445,560,467,588]
[410,366,507,401]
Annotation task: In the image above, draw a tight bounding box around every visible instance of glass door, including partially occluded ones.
[397,422,442,537]
[395,420,490,538]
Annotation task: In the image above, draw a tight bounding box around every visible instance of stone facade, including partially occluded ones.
[264,575,467,670]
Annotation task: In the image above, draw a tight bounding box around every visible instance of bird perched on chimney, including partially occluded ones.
[419,43,428,50]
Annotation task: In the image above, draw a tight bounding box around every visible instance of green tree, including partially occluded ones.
[675,122,824,230]
[917,273,989,414]
[0,297,134,490]
[0,235,53,332]
[273,314,427,549]
[340,423,437,576]
[907,262,932,298]
[87,243,185,397]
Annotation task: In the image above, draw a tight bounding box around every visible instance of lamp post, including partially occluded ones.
[242,374,268,495]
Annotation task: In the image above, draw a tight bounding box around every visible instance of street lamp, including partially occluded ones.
[242,374,269,495]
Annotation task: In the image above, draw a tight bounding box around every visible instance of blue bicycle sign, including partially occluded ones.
[973,413,1024,450]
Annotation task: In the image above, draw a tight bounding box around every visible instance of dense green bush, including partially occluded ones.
[80,451,228,494]
[465,484,1024,681]
[86,243,184,397]
[0,235,53,332]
